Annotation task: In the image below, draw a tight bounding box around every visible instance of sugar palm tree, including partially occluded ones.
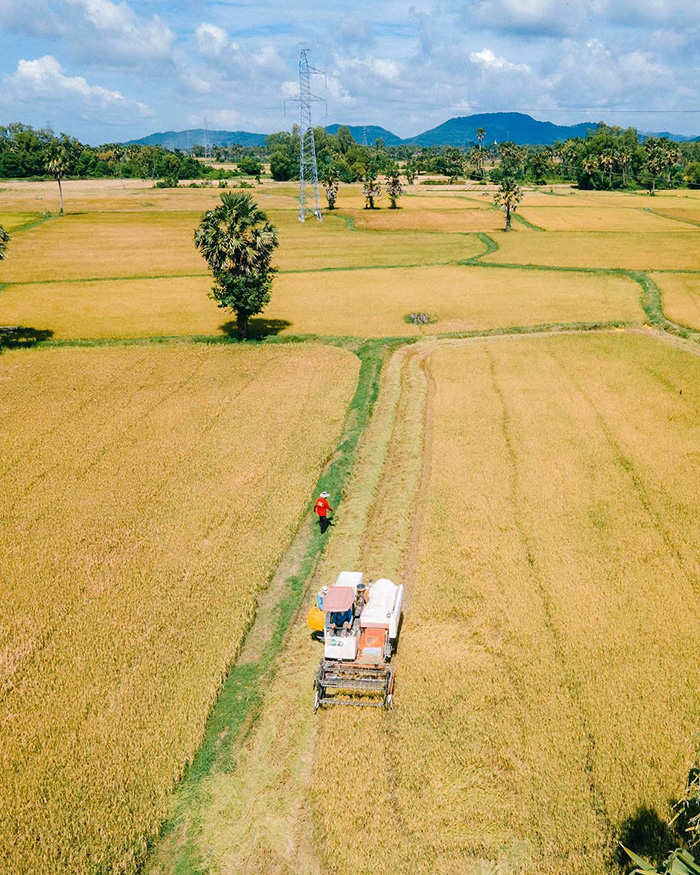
[494,175,523,230]
[45,150,67,216]
[0,224,9,260]
[194,192,278,339]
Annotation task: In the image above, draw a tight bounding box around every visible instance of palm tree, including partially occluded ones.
[384,165,403,208]
[362,170,381,209]
[494,175,523,230]
[0,225,9,259]
[193,192,278,339]
[45,150,67,216]
[322,167,339,210]
[476,127,486,178]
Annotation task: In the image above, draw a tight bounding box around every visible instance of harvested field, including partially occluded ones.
[312,332,700,873]
[517,205,682,231]
[350,206,503,232]
[267,264,644,336]
[0,264,644,340]
[481,228,700,270]
[0,342,359,875]
[653,271,700,330]
[0,207,481,285]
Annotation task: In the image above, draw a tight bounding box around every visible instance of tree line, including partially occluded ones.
[2,121,699,194]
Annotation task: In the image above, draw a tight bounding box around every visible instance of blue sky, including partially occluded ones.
[0,0,698,144]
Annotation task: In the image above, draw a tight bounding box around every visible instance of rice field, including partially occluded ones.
[0,342,359,874]
[154,331,700,875]
[2,176,700,873]
[0,263,643,340]
[653,272,700,330]
[481,228,700,271]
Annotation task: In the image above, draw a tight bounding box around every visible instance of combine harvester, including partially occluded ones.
[307,572,403,711]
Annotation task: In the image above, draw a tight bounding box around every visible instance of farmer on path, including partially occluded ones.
[314,491,334,534]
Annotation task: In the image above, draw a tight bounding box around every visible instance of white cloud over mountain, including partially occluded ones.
[0,0,697,142]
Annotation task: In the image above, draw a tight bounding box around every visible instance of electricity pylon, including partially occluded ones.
[296,49,325,222]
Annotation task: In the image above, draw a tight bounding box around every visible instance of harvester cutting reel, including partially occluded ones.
[307,572,403,711]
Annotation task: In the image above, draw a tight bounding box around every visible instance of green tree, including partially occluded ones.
[405,158,418,185]
[384,164,403,208]
[494,174,523,230]
[624,846,700,873]
[362,170,381,209]
[322,166,339,209]
[193,192,278,339]
[0,224,9,259]
[45,148,68,215]
[336,125,354,154]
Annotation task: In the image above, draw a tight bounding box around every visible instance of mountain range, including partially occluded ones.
[124,112,698,149]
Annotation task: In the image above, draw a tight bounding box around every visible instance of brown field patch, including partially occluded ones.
[0,342,359,874]
[482,228,700,270]
[0,265,643,340]
[314,332,700,873]
[653,271,700,330]
[267,264,643,336]
[518,205,682,231]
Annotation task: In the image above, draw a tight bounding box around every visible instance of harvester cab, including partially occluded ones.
[309,571,403,711]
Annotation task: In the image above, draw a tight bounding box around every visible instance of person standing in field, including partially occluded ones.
[314,491,334,534]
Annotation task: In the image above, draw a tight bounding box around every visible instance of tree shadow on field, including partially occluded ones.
[616,804,677,870]
[0,326,53,352]
[220,318,292,340]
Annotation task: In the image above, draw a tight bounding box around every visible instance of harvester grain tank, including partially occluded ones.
[308,571,403,710]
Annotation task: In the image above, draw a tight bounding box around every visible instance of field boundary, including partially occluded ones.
[142,338,395,873]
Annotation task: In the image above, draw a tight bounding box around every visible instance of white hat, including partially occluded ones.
[320,491,330,498]
[321,585,329,593]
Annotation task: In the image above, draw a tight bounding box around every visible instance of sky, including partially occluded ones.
[0,0,698,144]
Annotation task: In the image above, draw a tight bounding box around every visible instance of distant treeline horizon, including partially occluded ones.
[1,120,699,192]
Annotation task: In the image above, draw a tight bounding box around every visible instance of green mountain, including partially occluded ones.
[324,124,403,146]
[405,113,598,146]
[124,129,267,149]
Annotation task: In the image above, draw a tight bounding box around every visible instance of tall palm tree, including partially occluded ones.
[194,192,278,339]
[45,151,67,216]
[494,176,523,230]
[0,225,9,260]
[476,127,486,178]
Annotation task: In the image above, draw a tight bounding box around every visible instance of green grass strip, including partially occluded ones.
[141,337,394,874]
[514,212,545,232]
[9,213,59,234]
[629,270,700,342]
[464,232,499,263]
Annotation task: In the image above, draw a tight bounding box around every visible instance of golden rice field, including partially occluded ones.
[0,342,359,874]
[314,332,700,874]
[653,272,700,331]
[2,176,700,874]
[0,263,643,340]
[156,331,700,875]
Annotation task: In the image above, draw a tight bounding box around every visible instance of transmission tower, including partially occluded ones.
[295,49,325,222]
[362,125,368,147]
[203,118,211,160]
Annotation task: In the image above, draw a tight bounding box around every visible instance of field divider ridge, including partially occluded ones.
[142,338,397,873]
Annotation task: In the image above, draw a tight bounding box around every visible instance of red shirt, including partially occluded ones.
[314,497,333,517]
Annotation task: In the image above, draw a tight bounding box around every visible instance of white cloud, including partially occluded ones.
[470,48,531,73]
[195,23,233,59]
[1,55,151,118]
[471,0,588,35]
[62,0,175,65]
[0,0,61,37]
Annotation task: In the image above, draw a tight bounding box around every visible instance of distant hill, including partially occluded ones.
[405,113,598,147]
[124,129,268,149]
[639,130,696,142]
[324,124,403,146]
[124,114,697,150]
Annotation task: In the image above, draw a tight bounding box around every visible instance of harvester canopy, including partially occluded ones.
[312,572,403,711]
